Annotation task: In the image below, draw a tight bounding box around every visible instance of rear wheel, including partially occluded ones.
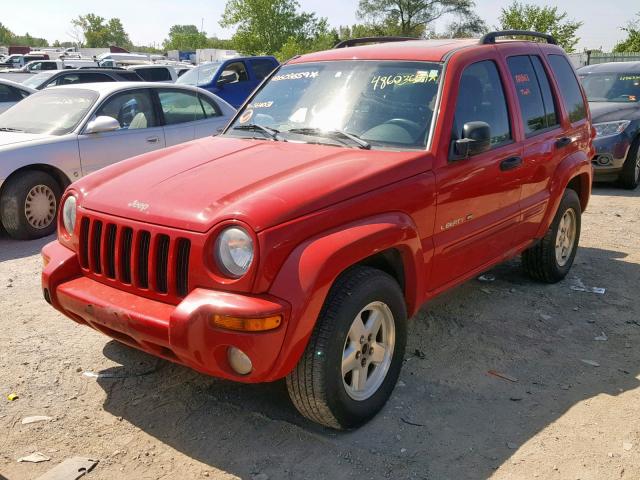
[619,137,640,190]
[286,266,407,429]
[522,188,581,283]
[0,171,60,240]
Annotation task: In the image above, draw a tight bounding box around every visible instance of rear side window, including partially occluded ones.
[136,67,172,82]
[57,73,113,85]
[158,90,206,124]
[507,55,558,135]
[200,96,221,117]
[0,84,21,102]
[119,71,143,81]
[251,59,277,80]
[454,60,511,147]
[548,55,586,123]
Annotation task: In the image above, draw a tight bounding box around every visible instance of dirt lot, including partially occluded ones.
[1,185,639,480]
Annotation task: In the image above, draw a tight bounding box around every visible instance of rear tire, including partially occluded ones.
[522,188,581,283]
[618,137,640,190]
[0,171,60,240]
[286,266,407,429]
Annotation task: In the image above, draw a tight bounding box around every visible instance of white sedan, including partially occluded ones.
[0,82,235,239]
[0,78,35,114]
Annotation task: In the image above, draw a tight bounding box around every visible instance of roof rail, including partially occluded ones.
[480,30,557,45]
[334,36,420,49]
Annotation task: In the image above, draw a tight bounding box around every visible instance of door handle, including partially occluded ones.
[500,156,523,171]
[556,136,573,148]
[146,136,160,144]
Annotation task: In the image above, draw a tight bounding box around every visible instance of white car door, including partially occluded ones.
[77,89,166,175]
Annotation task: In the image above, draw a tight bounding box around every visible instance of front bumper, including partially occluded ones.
[592,133,631,179]
[42,241,290,383]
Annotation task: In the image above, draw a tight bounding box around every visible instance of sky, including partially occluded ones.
[0,0,635,51]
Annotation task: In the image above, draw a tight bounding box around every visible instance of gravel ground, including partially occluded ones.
[0,185,638,480]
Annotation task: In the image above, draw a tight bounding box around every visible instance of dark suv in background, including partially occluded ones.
[22,68,143,90]
[578,62,640,189]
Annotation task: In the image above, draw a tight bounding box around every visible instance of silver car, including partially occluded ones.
[0,82,235,239]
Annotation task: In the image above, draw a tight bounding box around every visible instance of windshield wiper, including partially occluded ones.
[232,123,284,141]
[286,127,371,150]
[0,127,24,132]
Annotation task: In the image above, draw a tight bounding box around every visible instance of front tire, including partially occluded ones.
[0,171,60,240]
[619,137,640,190]
[522,188,581,283]
[286,266,407,429]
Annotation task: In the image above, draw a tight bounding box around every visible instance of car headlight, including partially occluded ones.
[61,195,77,236]
[593,120,631,138]
[215,227,254,278]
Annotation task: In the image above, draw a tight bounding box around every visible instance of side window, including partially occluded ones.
[137,67,172,82]
[507,55,558,135]
[80,73,114,83]
[42,62,58,71]
[547,54,587,123]
[119,71,143,81]
[219,61,249,84]
[0,84,21,102]
[250,59,277,80]
[95,90,157,130]
[530,56,558,128]
[199,96,222,117]
[453,60,511,147]
[158,90,206,125]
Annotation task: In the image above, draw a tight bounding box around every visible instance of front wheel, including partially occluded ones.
[286,266,407,429]
[522,188,581,283]
[619,137,640,190]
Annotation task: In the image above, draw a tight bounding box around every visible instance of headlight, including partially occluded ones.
[61,195,77,236]
[215,227,254,278]
[593,120,631,138]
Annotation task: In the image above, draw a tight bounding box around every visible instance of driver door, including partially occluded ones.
[77,89,166,175]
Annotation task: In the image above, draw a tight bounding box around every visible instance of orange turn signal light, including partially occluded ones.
[211,314,282,332]
[42,253,50,268]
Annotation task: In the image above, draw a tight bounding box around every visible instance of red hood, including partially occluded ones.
[75,136,432,232]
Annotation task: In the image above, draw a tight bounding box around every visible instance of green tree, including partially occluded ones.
[613,13,640,52]
[71,14,132,48]
[498,1,582,53]
[220,0,328,55]
[356,0,475,37]
[441,12,488,38]
[0,22,13,44]
[163,24,209,50]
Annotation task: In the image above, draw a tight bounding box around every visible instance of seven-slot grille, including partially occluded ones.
[78,216,191,298]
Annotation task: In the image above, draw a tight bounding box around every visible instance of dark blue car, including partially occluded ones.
[578,62,640,189]
[177,56,279,109]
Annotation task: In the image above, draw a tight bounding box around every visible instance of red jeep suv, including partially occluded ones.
[42,31,594,429]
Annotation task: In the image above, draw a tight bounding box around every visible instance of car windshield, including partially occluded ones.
[22,71,56,89]
[0,89,97,135]
[177,62,222,87]
[579,72,640,103]
[225,60,443,150]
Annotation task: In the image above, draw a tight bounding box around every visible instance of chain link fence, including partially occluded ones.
[568,51,640,68]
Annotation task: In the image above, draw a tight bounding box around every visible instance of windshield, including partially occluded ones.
[22,72,56,89]
[225,60,443,150]
[0,89,97,135]
[177,62,222,87]
[579,72,640,103]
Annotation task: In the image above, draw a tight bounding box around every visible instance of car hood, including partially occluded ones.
[78,136,431,233]
[0,131,56,147]
[589,102,640,123]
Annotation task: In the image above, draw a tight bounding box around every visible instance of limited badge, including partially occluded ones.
[239,109,254,124]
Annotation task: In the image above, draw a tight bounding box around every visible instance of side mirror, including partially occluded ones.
[84,116,120,134]
[216,73,236,87]
[454,121,491,158]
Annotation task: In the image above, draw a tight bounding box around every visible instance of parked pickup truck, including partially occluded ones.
[42,31,594,429]
[176,56,279,108]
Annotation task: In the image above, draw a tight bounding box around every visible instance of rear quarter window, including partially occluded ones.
[137,67,172,82]
[547,54,587,123]
[119,71,143,81]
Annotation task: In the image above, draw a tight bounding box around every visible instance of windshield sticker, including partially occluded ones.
[514,73,530,83]
[239,109,254,124]
[370,70,439,90]
[619,75,640,81]
[272,71,319,81]
[252,101,274,108]
[289,107,307,123]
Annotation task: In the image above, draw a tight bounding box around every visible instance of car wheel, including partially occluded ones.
[0,171,61,240]
[619,137,640,190]
[522,188,581,283]
[286,266,407,429]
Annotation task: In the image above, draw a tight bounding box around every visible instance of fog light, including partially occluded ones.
[595,155,611,166]
[227,347,252,375]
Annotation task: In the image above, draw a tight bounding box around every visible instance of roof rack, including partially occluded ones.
[334,36,420,49]
[480,30,557,45]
